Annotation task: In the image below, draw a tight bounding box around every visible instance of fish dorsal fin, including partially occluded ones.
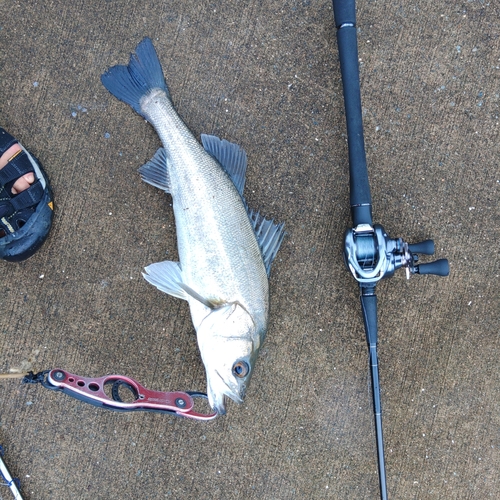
[142,260,188,300]
[201,133,285,275]
[248,209,285,277]
[138,147,171,193]
[201,134,247,195]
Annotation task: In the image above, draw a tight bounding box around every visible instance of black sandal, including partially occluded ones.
[0,128,54,261]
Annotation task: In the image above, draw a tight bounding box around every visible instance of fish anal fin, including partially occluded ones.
[139,147,171,193]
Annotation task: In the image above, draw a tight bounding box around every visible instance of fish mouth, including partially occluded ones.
[207,369,245,415]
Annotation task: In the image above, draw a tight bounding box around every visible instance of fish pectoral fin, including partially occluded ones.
[138,147,171,193]
[201,134,248,196]
[142,261,188,300]
[179,283,226,309]
[143,261,227,309]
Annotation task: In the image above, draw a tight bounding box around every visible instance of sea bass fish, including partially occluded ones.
[101,38,284,414]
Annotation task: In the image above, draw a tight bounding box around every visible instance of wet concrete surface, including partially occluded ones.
[0,1,498,498]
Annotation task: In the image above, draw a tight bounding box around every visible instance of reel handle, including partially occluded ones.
[415,259,450,276]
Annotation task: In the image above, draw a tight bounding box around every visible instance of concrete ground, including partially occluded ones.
[0,1,498,498]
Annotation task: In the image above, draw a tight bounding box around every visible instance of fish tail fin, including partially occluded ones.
[101,37,170,116]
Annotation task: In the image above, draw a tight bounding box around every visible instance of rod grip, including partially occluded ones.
[416,259,450,276]
[360,288,378,345]
[336,25,372,225]
[332,0,356,27]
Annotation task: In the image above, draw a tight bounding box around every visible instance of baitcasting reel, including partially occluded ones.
[344,223,449,284]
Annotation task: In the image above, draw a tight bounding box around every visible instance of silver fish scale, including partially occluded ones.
[140,90,269,334]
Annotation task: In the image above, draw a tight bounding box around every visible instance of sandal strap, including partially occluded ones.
[0,150,34,186]
[0,128,18,156]
[0,180,44,219]
[10,180,44,211]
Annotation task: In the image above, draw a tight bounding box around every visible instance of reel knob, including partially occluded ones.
[408,239,435,255]
[415,259,450,276]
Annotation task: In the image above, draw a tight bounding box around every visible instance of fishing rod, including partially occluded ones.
[0,445,23,500]
[331,1,449,498]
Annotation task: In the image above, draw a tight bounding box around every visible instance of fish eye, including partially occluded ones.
[232,361,249,378]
